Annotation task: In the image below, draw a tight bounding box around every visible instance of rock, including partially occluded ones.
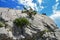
[55,29,60,40]
[0,7,59,40]
[0,27,8,34]
[0,34,13,40]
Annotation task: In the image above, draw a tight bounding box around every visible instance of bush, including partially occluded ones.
[13,17,30,28]
[0,22,5,28]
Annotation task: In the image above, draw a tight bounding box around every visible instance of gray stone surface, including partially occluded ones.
[55,29,60,40]
[0,27,8,34]
[0,7,59,40]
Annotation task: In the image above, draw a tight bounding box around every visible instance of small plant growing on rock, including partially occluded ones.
[22,7,37,19]
[13,17,30,34]
[13,17,30,28]
[0,21,5,28]
[39,29,52,38]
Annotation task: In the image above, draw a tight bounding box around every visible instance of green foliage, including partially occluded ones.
[22,10,28,13]
[13,17,30,28]
[22,7,28,13]
[32,10,37,15]
[43,29,52,32]
[0,22,5,28]
[39,29,52,37]
[22,7,37,18]
[39,31,45,37]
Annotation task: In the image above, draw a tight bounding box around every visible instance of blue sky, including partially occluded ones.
[0,0,60,28]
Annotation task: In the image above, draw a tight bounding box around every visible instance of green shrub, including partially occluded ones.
[13,17,30,34]
[13,17,30,28]
[0,22,5,28]
[43,29,53,32]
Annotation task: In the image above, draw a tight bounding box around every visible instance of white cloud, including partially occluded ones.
[50,0,60,27]
[38,0,43,4]
[16,6,20,8]
[50,11,60,20]
[50,11,60,27]
[52,0,59,14]
[56,0,59,2]
[40,6,44,9]
[51,0,59,19]
[18,0,33,4]
[52,2,59,13]
[53,3,59,10]
[17,0,43,11]
[17,0,36,10]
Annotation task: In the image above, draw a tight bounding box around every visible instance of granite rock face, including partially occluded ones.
[0,7,59,40]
